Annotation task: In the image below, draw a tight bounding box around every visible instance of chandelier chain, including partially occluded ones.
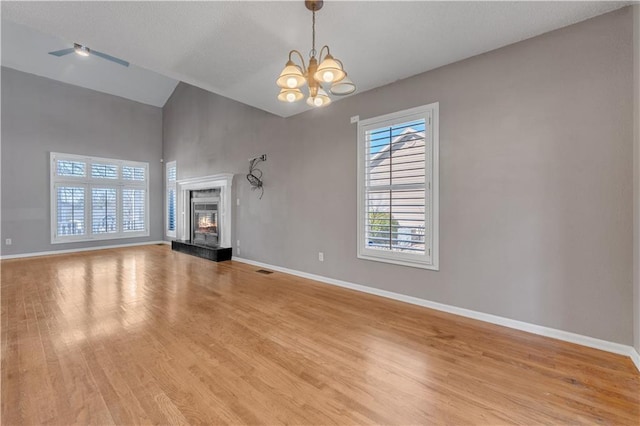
[310,9,316,58]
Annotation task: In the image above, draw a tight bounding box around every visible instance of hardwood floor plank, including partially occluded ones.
[1,275,21,426]
[2,245,638,425]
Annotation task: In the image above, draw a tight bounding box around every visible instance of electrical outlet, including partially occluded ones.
[5,239,11,246]
[237,198,240,206]
[237,240,240,246]
[318,252,324,262]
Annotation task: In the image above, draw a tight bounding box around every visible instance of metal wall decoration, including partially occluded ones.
[247,154,266,199]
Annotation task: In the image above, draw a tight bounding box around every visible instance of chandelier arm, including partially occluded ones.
[288,50,307,72]
[318,46,330,62]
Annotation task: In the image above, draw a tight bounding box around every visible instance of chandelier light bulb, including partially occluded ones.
[305,88,331,107]
[278,88,303,103]
[276,60,305,89]
[322,71,334,83]
[286,77,298,89]
[314,53,345,84]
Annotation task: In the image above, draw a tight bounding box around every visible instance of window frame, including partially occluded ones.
[165,161,177,238]
[50,152,149,244]
[356,102,439,270]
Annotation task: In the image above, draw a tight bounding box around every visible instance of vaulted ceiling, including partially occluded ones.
[1,1,631,116]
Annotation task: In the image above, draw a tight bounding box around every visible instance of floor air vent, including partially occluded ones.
[256,269,274,275]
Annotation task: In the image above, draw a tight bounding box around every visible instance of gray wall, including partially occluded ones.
[164,8,632,345]
[1,67,164,255]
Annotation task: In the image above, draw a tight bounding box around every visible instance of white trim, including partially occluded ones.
[0,241,166,260]
[630,348,640,372]
[633,3,640,377]
[357,102,439,271]
[232,256,639,371]
[176,173,233,248]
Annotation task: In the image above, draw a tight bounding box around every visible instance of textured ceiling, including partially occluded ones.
[1,1,631,117]
[1,19,178,107]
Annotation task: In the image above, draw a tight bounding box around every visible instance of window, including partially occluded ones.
[91,188,117,234]
[50,153,149,243]
[166,161,177,238]
[56,186,85,236]
[123,189,146,232]
[357,102,439,270]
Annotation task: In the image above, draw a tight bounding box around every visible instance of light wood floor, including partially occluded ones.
[1,245,638,425]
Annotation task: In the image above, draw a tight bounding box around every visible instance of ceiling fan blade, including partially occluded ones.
[92,50,129,67]
[48,48,75,57]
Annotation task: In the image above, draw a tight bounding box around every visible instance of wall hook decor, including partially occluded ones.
[247,154,266,199]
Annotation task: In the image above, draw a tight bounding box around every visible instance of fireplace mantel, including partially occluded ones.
[176,173,233,248]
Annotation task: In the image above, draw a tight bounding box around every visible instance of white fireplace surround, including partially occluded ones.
[176,173,233,248]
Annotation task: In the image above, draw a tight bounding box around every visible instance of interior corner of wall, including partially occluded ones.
[634,3,640,352]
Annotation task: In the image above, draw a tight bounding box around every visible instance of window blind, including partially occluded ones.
[91,163,118,179]
[91,188,117,234]
[166,162,177,236]
[123,189,146,232]
[364,119,427,254]
[56,186,85,236]
[57,160,86,177]
[123,165,145,181]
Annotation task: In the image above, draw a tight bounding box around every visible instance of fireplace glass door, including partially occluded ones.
[192,201,218,246]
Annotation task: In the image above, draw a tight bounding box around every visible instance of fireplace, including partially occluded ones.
[172,173,233,262]
[174,173,233,244]
[192,199,218,246]
[190,189,221,247]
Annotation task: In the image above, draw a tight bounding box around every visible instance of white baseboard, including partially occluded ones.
[232,256,640,372]
[0,241,167,260]
[631,348,640,372]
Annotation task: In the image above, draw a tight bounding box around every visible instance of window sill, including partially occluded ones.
[357,252,439,271]
[51,231,149,244]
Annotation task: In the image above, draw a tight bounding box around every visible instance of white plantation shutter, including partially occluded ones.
[357,103,439,270]
[123,165,145,181]
[56,186,86,237]
[57,160,86,177]
[123,189,146,232]
[365,121,427,253]
[166,161,177,237]
[91,188,117,234]
[91,163,118,179]
[51,153,149,243]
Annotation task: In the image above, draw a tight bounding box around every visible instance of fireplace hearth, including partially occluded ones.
[171,240,232,262]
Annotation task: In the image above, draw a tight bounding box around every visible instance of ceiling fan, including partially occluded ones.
[48,43,129,67]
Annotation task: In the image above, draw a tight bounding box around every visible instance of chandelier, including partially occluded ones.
[276,0,356,107]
